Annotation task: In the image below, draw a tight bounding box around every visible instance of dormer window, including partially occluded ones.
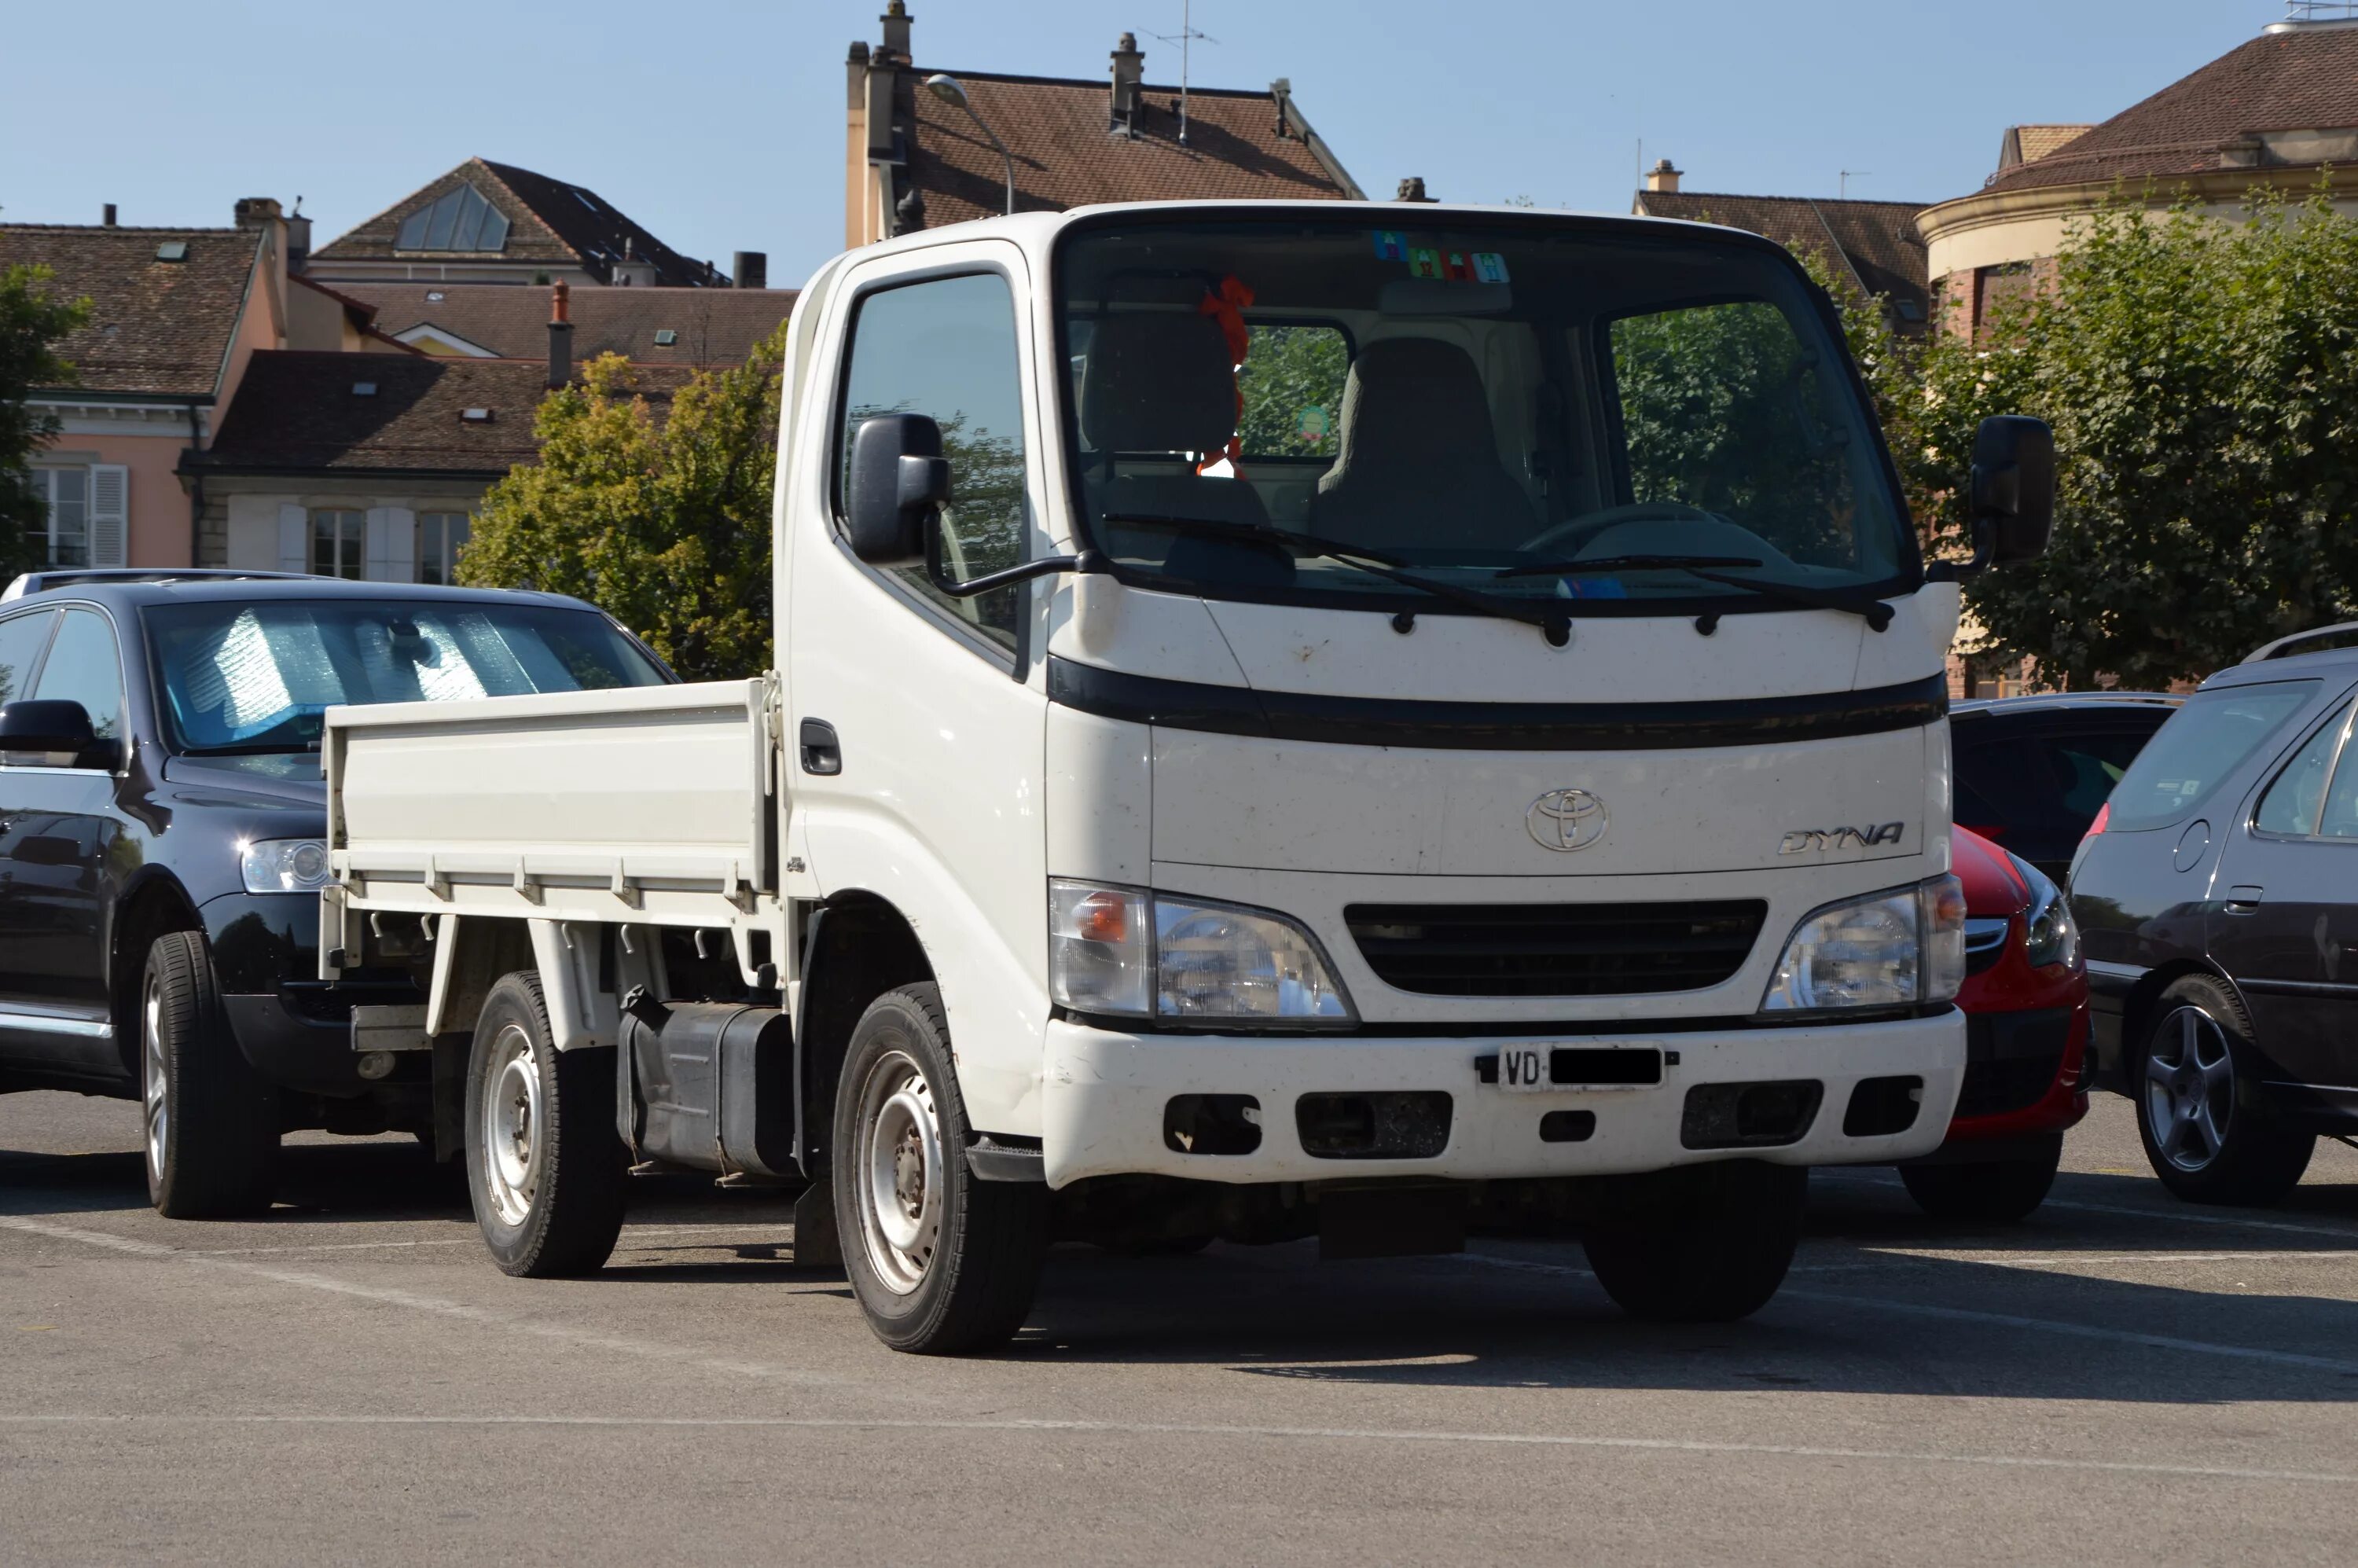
[395,183,512,252]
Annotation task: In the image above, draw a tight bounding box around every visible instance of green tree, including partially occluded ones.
[461,329,787,680]
[2,265,94,575]
[1888,189,2358,688]
[1236,325,1348,458]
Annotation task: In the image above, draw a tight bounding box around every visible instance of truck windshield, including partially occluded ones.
[1055,216,1913,619]
[144,598,670,755]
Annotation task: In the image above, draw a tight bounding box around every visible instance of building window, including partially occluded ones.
[417,512,472,584]
[310,509,365,579]
[394,183,512,253]
[25,468,90,566]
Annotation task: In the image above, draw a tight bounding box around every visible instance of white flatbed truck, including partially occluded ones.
[320,200,2054,1352]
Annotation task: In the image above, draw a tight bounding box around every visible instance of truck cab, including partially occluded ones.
[323,201,2053,1352]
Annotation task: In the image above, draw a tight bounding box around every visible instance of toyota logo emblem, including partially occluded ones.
[1527,788,1609,852]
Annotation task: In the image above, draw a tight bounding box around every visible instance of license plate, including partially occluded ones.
[1488,1045,1663,1092]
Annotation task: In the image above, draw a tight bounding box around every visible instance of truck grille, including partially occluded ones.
[1343,899,1768,998]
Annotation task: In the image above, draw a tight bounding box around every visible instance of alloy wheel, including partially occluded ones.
[141,978,167,1181]
[2144,1004,2236,1172]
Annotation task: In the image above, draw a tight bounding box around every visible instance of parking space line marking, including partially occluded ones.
[0,1215,847,1390]
[1859,1249,2358,1269]
[1456,1252,2358,1375]
[175,1222,794,1258]
[0,1412,2346,1485]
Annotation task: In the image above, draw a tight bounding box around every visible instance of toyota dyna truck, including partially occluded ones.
[318,202,2054,1353]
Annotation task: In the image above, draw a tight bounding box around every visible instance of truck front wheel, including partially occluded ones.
[1582,1160,1805,1323]
[463,973,626,1277]
[834,985,1048,1353]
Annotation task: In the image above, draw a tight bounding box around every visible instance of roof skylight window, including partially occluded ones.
[653,329,678,346]
[154,241,189,262]
[395,184,511,253]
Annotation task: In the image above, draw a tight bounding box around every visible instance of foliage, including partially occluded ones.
[461,331,787,680]
[1864,189,2358,689]
[0,265,93,575]
[1236,325,1348,459]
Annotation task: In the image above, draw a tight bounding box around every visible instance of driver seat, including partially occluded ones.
[1308,336,1538,554]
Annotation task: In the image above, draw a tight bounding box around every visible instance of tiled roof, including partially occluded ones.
[333,281,797,365]
[313,158,719,287]
[1985,27,2358,193]
[0,223,260,397]
[185,350,693,476]
[900,69,1353,230]
[1634,191,1931,321]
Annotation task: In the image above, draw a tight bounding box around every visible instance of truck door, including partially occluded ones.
[0,605,129,1074]
[2209,689,2358,1093]
[784,246,1053,1133]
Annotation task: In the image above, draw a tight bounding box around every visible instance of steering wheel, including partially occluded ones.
[1521,501,1723,558]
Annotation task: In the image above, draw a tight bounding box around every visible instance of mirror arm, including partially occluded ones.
[1924,517,1998,584]
[931,549,1113,600]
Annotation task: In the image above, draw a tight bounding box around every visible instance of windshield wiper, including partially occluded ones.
[1100,514,1575,646]
[1493,553,1764,579]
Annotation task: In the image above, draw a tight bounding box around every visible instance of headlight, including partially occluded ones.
[2012,854,2079,971]
[1049,879,1355,1024]
[1760,874,1967,1012]
[240,838,333,894]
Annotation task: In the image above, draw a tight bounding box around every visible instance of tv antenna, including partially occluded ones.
[1152,1,1218,145]
[1839,170,1874,198]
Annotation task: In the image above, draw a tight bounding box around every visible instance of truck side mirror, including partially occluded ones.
[0,699,97,766]
[1969,415,2055,566]
[845,413,953,567]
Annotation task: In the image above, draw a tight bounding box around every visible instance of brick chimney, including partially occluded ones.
[1644,159,1683,194]
[102,204,117,227]
[1110,31,1145,134]
[1395,177,1434,202]
[234,196,284,227]
[733,251,768,289]
[548,281,574,388]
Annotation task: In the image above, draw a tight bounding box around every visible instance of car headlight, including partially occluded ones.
[1049,879,1355,1024]
[2011,854,2079,971]
[241,838,333,894]
[1759,874,1967,1012]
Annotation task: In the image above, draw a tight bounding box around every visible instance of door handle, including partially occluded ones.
[2225,884,2264,913]
[799,719,842,777]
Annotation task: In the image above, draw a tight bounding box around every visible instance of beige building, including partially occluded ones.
[1920,9,2358,336]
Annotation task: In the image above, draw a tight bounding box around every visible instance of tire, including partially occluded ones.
[142,931,279,1218]
[833,985,1048,1354]
[463,973,626,1276]
[1583,1160,1805,1323]
[1900,1139,2062,1222]
[2132,975,2314,1206]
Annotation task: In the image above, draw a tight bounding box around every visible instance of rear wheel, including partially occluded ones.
[142,931,279,1218]
[463,973,626,1276]
[834,985,1047,1353]
[2132,976,2312,1206]
[1900,1137,2062,1222]
[1583,1160,1805,1323]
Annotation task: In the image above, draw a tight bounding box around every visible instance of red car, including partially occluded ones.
[1893,825,2092,1221]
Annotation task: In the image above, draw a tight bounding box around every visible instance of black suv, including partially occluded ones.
[1951,692,2178,884]
[2068,624,2358,1205]
[0,570,670,1216]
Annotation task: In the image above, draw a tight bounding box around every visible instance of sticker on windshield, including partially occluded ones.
[1408,248,1443,279]
[1471,252,1511,284]
[1372,230,1407,261]
[1297,404,1329,444]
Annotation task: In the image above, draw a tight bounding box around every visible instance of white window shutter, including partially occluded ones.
[89,465,130,567]
[278,505,310,573]
[380,507,417,582]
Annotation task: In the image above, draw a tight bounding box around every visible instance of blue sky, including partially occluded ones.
[1,1,2278,286]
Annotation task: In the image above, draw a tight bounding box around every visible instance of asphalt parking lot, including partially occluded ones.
[4,1091,2356,1566]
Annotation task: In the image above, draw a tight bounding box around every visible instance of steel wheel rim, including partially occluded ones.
[2145,1004,2235,1173]
[481,1024,543,1228]
[141,977,167,1181]
[854,1048,942,1295]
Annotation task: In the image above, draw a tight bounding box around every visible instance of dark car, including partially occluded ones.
[2068,622,2358,1206]
[1891,826,2090,1222]
[0,569,672,1217]
[1951,692,2179,884]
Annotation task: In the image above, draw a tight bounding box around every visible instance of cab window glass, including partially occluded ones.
[2107,681,2316,832]
[837,273,1029,651]
[1236,325,1350,459]
[31,608,123,742]
[0,610,57,706]
[2254,702,2352,837]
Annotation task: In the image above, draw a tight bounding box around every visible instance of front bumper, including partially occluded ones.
[1040,1008,1964,1187]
